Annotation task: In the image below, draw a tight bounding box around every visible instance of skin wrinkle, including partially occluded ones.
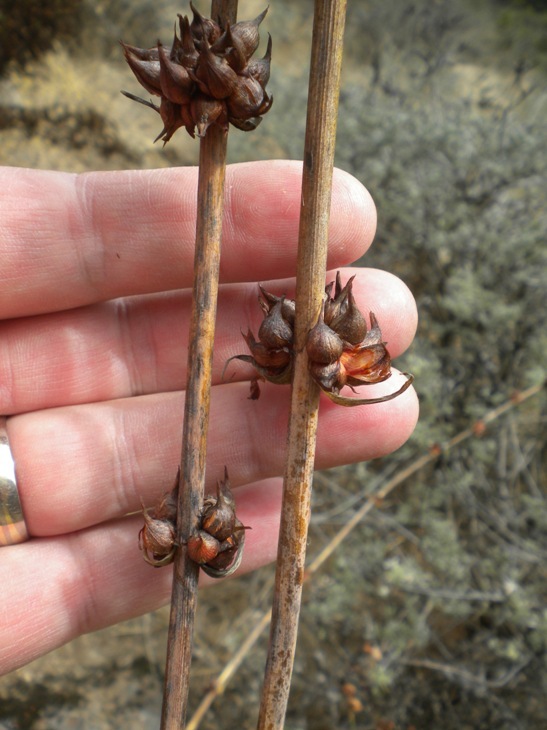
[108,404,144,521]
[71,173,109,301]
[114,297,145,397]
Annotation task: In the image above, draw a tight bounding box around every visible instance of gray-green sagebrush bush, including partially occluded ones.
[291,4,547,725]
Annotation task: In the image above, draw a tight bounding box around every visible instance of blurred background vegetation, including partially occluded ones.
[0,0,545,728]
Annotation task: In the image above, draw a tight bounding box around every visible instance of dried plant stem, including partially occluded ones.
[256,1,348,727]
[187,381,543,730]
[161,3,237,728]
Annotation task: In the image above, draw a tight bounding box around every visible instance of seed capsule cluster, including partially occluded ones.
[186,468,248,578]
[121,3,272,142]
[226,273,414,406]
[139,468,247,578]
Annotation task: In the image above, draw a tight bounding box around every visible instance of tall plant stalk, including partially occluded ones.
[161,3,238,728]
[257,1,348,727]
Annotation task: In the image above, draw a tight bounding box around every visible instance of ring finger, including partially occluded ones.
[10,376,418,537]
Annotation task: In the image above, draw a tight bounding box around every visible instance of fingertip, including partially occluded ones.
[222,161,377,280]
[316,373,419,463]
[329,167,377,265]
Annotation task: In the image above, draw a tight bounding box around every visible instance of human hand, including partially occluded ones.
[0,160,418,674]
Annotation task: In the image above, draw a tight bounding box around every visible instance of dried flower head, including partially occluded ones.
[139,467,248,578]
[121,3,272,142]
[224,273,414,405]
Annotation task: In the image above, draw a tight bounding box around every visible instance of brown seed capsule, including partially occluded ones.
[242,330,291,370]
[139,510,177,567]
[156,97,185,144]
[201,469,237,541]
[309,359,346,393]
[173,15,199,69]
[361,311,383,346]
[186,529,221,564]
[193,42,239,99]
[189,1,221,44]
[121,44,162,96]
[227,75,268,120]
[230,7,268,61]
[306,301,344,364]
[190,94,227,137]
[258,285,295,324]
[327,278,367,345]
[341,342,391,386]
[200,521,248,578]
[138,470,179,566]
[158,41,194,105]
[248,34,272,87]
[258,298,293,349]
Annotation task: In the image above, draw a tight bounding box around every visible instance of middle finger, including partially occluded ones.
[0,269,416,414]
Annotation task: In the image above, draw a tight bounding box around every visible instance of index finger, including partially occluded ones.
[0,160,376,319]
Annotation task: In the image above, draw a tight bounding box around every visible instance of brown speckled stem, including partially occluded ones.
[256,1,348,728]
[160,3,238,728]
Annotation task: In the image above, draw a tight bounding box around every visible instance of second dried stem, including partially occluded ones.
[256,1,348,727]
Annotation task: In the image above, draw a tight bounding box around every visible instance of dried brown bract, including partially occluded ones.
[121,3,272,142]
[225,272,414,405]
[139,470,179,567]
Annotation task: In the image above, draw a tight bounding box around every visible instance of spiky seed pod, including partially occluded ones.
[230,7,268,60]
[242,330,291,370]
[226,75,268,120]
[139,511,177,566]
[156,97,185,144]
[158,41,194,104]
[201,521,247,578]
[190,94,227,137]
[174,15,199,69]
[258,285,296,324]
[193,42,239,99]
[324,272,351,327]
[258,298,294,349]
[201,469,237,541]
[138,471,179,567]
[306,301,344,364]
[341,341,392,386]
[326,277,367,345]
[189,1,221,44]
[122,3,272,141]
[121,43,162,95]
[361,311,384,346]
[248,34,272,87]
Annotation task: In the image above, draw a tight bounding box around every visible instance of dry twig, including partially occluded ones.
[256,2,348,726]
[161,3,238,728]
